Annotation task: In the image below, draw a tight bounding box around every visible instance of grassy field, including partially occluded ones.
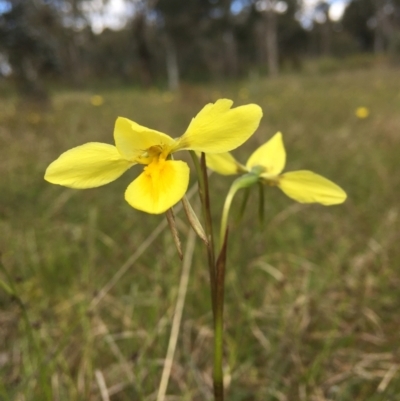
[1,66,400,401]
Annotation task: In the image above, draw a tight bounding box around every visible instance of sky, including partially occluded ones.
[86,0,350,33]
[0,0,350,33]
[329,1,349,20]
[0,0,11,13]
[80,0,136,34]
[298,0,351,28]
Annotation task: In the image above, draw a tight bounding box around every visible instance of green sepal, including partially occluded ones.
[231,172,260,192]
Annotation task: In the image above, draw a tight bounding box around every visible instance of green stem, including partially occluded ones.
[189,151,216,315]
[220,186,236,252]
[214,175,260,400]
[220,174,260,251]
[213,228,228,401]
[200,153,216,258]
[189,151,222,399]
[213,313,224,400]
[189,156,261,401]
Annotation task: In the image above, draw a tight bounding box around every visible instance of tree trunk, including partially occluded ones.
[372,0,394,54]
[223,29,238,77]
[321,19,331,56]
[374,0,385,53]
[165,35,179,92]
[265,8,279,77]
[133,12,153,87]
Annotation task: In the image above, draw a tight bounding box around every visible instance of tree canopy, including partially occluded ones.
[1,0,400,94]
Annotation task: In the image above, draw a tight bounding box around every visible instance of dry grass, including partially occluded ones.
[1,66,400,400]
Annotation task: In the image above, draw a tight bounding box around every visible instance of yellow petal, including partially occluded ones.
[175,99,263,153]
[247,132,286,176]
[277,170,347,205]
[45,143,133,188]
[125,160,190,214]
[205,152,243,175]
[114,117,176,161]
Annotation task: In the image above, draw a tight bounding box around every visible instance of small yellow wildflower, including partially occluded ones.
[204,132,346,205]
[90,95,104,106]
[355,107,369,119]
[45,99,263,214]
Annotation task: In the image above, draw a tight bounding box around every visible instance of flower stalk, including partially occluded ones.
[190,151,217,316]
[192,152,231,400]
[220,173,259,251]
[213,227,228,401]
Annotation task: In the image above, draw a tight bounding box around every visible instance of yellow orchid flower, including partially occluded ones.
[205,132,346,205]
[45,99,262,214]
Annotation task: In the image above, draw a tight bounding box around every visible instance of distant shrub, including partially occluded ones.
[304,53,384,75]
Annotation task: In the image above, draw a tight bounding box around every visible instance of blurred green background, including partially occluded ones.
[1,1,400,400]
